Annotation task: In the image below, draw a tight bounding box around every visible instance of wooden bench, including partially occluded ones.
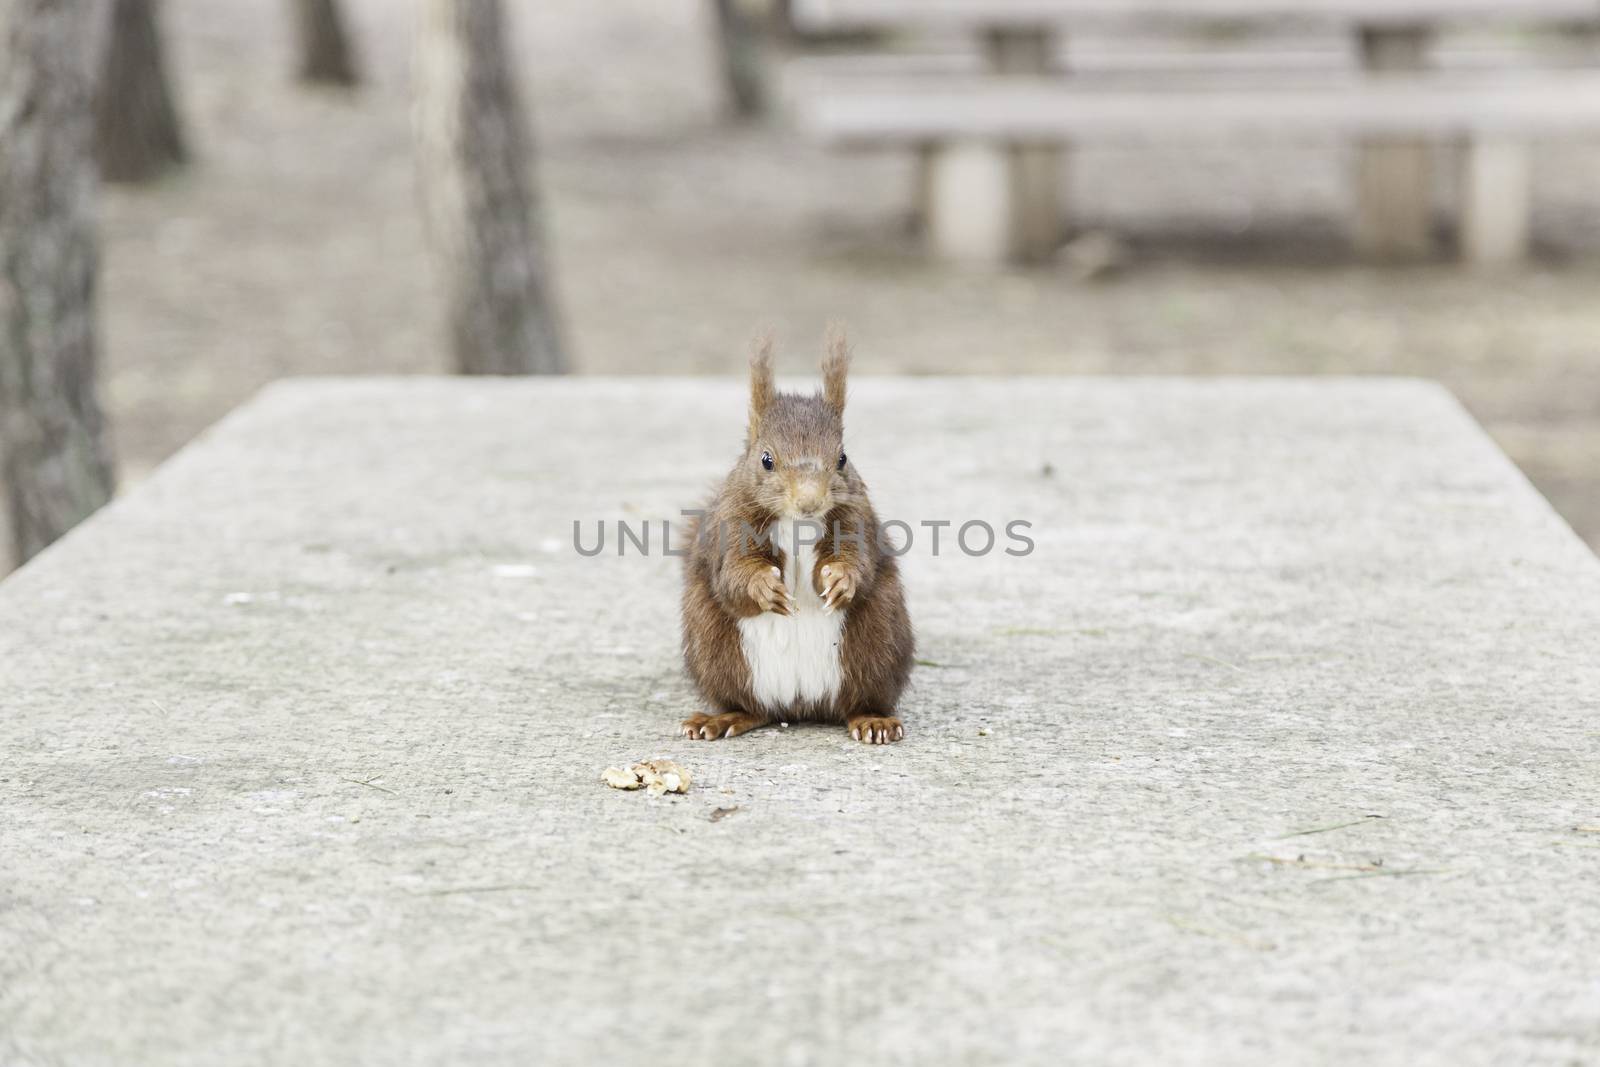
[790,0,1600,266]
[794,0,1600,30]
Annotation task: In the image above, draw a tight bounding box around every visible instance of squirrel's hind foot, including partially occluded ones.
[681,711,767,741]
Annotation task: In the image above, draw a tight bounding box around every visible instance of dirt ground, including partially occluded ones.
[96,0,1600,550]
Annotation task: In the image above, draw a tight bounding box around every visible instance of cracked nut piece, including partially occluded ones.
[602,766,644,790]
[603,759,691,795]
[634,759,691,796]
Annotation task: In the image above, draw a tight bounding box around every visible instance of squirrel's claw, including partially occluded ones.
[848,716,904,745]
[749,564,791,615]
[682,711,767,741]
[819,563,857,613]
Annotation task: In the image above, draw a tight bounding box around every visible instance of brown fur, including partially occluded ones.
[680,331,915,743]
[821,323,849,417]
[748,331,777,440]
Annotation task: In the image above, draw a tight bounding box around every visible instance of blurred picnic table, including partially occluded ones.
[789,0,1600,265]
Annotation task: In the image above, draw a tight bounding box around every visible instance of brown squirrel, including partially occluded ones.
[680,330,914,744]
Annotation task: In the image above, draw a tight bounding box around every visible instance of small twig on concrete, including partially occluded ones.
[995,626,1068,637]
[1309,868,1453,886]
[1185,652,1246,674]
[416,884,541,897]
[1164,913,1275,951]
[1250,853,1451,884]
[340,775,398,796]
[1278,814,1386,839]
[1251,854,1386,873]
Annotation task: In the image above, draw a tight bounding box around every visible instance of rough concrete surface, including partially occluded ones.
[2,378,1598,1066]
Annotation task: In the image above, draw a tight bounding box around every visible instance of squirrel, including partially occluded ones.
[679,329,914,745]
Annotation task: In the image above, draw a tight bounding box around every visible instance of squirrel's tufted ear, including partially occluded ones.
[822,324,850,417]
[749,333,776,433]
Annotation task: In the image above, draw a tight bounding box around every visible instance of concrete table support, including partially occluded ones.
[927,28,1061,265]
[1353,26,1435,261]
[1461,135,1533,267]
[4,379,1599,1065]
[926,137,1013,263]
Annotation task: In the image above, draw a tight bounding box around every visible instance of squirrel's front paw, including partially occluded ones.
[817,563,857,613]
[747,565,791,616]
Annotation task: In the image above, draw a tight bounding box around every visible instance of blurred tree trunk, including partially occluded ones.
[294,0,360,87]
[415,0,564,375]
[711,0,768,118]
[0,0,117,566]
[772,0,794,38]
[95,0,188,183]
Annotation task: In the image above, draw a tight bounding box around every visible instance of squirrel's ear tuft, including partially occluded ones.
[822,324,850,417]
[749,332,776,432]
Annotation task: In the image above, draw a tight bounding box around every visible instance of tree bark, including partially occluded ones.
[293,0,360,87]
[415,0,564,375]
[0,0,117,567]
[95,0,188,184]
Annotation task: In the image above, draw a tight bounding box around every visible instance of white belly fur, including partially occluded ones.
[737,521,844,714]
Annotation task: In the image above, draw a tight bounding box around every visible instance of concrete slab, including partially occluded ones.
[3,378,1598,1066]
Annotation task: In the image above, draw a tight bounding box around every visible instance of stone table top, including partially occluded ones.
[3,378,1598,1066]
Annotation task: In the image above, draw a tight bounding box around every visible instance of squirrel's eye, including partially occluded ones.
[837,452,847,471]
[760,451,774,471]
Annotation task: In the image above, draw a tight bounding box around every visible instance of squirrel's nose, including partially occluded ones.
[793,482,828,515]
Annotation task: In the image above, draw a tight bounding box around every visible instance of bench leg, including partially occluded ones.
[1009,143,1062,264]
[1461,137,1531,268]
[1353,26,1433,262]
[1354,140,1433,261]
[911,143,935,233]
[920,29,1065,266]
[927,140,1012,266]
[990,27,1063,265]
